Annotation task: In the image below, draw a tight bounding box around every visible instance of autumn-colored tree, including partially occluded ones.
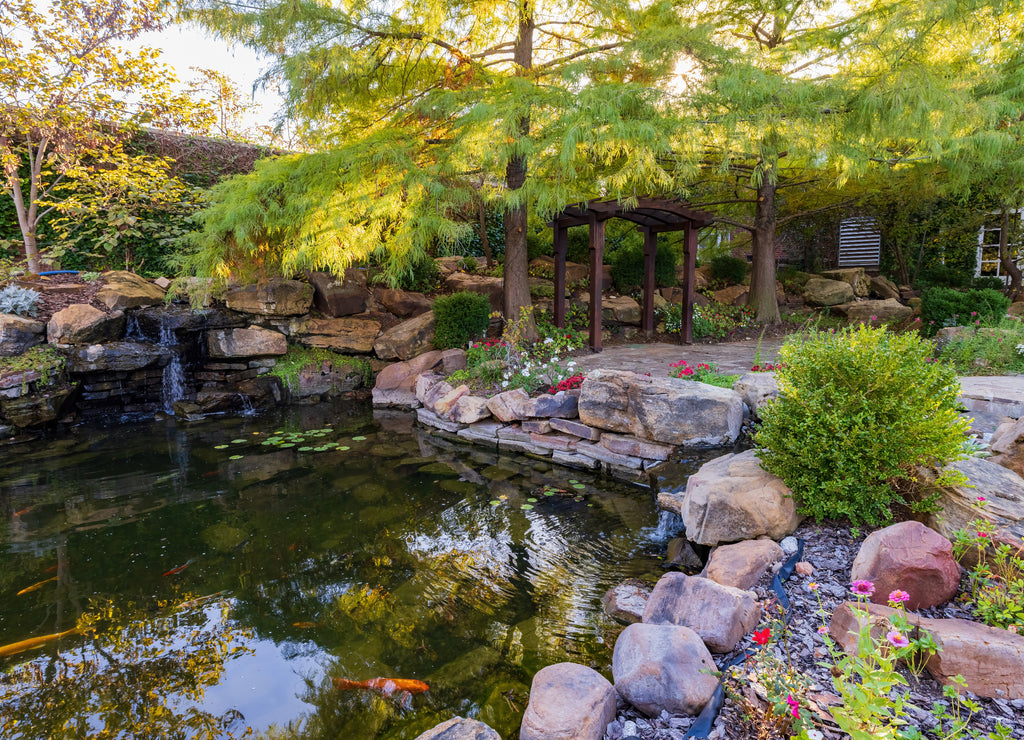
[0,0,209,273]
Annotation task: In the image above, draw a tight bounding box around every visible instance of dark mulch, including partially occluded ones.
[15,275,105,323]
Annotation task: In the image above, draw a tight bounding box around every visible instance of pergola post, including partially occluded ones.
[681,222,698,344]
[588,215,605,352]
[553,223,568,329]
[642,228,657,337]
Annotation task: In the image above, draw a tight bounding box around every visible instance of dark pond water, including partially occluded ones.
[0,402,704,739]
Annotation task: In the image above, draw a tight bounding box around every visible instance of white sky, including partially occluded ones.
[139,20,283,129]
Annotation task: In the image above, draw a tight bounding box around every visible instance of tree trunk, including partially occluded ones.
[477,201,492,268]
[998,208,1022,301]
[748,178,781,323]
[502,7,536,340]
[7,175,41,273]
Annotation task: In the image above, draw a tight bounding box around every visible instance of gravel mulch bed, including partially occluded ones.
[604,521,1024,740]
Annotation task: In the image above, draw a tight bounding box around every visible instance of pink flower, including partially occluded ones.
[888,590,910,605]
[977,496,986,503]
[887,630,910,648]
[808,582,818,591]
[850,580,875,597]
[817,625,828,634]
[786,695,799,718]
[977,531,988,538]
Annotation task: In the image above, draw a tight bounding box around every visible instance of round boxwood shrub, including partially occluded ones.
[919,287,1010,336]
[709,255,748,286]
[432,291,492,349]
[755,324,969,526]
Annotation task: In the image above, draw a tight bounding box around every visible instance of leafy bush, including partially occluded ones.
[393,255,440,293]
[954,513,1024,632]
[935,320,1024,374]
[919,287,1010,335]
[432,291,491,349]
[566,228,590,264]
[915,263,973,289]
[668,360,738,388]
[0,284,41,316]
[710,255,748,286]
[972,275,1007,292]
[755,324,969,525]
[609,242,676,293]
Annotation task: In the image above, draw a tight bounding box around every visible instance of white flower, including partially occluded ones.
[501,380,509,388]
[806,731,824,740]
[567,360,576,367]
[551,356,559,362]
[543,337,554,344]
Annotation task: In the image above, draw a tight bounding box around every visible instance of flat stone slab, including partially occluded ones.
[417,408,465,433]
[960,376,1024,420]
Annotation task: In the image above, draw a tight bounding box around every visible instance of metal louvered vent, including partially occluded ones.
[838,218,881,267]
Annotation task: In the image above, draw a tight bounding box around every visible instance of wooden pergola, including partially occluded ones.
[548,198,715,350]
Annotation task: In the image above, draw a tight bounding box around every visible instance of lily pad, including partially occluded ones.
[520,504,534,510]
[279,443,295,449]
[314,446,329,452]
[572,483,586,490]
[338,446,351,451]
[231,439,246,444]
[229,454,244,460]
[298,446,313,452]
[527,498,537,503]
[214,444,229,450]
[267,437,283,443]
[352,436,367,441]
[489,500,501,506]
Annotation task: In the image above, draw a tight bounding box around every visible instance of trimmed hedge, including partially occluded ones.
[432,291,492,349]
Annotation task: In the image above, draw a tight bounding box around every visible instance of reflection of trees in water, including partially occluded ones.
[0,598,253,740]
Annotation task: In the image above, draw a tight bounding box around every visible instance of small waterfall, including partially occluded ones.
[158,322,187,413]
[652,510,683,540]
[125,313,144,340]
[237,394,256,417]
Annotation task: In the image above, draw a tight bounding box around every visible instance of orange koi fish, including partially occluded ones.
[162,560,192,577]
[292,621,319,629]
[333,677,429,695]
[16,577,57,595]
[0,628,77,659]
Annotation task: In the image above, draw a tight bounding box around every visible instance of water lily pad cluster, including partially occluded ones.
[211,428,374,460]
[490,479,592,509]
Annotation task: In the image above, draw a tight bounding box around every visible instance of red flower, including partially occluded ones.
[752,628,771,646]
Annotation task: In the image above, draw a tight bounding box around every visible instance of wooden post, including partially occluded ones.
[589,216,605,352]
[681,222,697,344]
[553,222,567,329]
[642,228,656,337]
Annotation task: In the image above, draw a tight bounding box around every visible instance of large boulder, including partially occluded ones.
[602,295,641,324]
[207,326,288,358]
[704,539,785,591]
[292,317,380,353]
[306,269,368,317]
[443,273,504,312]
[661,449,801,546]
[820,267,870,297]
[712,284,748,307]
[522,392,578,419]
[47,304,124,345]
[519,663,617,740]
[612,623,719,716]
[989,417,1024,478]
[869,275,901,300]
[918,457,1024,557]
[289,358,367,397]
[0,313,45,356]
[849,521,960,610]
[578,369,743,447]
[224,279,313,316]
[96,271,165,310]
[416,718,500,740]
[450,395,492,424]
[487,388,531,422]
[372,350,444,406]
[381,289,433,318]
[642,572,760,653]
[830,601,1024,700]
[834,298,912,324]
[374,311,436,360]
[0,385,74,427]
[65,341,172,372]
[731,373,779,419]
[803,277,855,307]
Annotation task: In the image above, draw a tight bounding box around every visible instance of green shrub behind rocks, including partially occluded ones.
[710,255,748,286]
[920,287,1010,335]
[432,291,491,349]
[755,324,968,526]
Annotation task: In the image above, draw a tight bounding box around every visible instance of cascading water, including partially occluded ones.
[652,510,684,540]
[158,321,187,413]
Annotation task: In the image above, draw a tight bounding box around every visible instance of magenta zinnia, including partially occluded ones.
[850,580,875,597]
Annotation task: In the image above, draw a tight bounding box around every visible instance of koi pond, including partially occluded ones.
[0,402,704,739]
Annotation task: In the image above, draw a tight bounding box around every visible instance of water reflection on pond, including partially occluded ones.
[0,403,701,739]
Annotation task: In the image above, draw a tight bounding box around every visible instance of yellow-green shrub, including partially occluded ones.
[755,325,968,525]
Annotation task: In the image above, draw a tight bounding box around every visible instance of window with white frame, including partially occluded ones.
[977,210,1024,279]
